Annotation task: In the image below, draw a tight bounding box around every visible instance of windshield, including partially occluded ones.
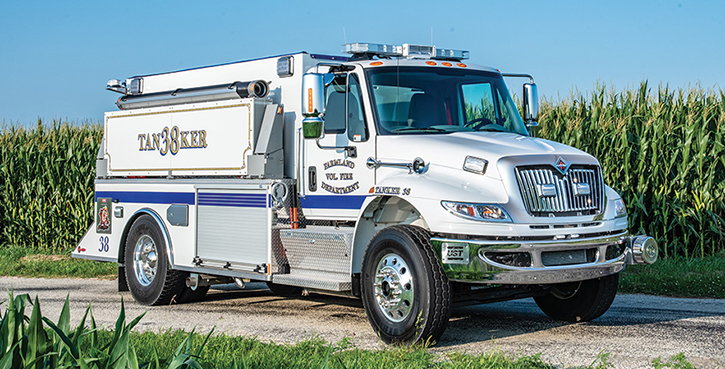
[366,66,528,135]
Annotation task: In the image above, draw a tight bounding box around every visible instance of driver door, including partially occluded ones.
[301,69,375,220]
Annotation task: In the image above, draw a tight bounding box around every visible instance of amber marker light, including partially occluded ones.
[426,61,437,65]
[307,88,313,113]
[370,61,383,66]
[457,63,467,68]
[442,62,452,67]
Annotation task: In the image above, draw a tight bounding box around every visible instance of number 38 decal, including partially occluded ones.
[98,236,110,253]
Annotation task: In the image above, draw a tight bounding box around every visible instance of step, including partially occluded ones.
[272,269,351,291]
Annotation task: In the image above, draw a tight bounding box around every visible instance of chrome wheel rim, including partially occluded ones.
[133,235,158,286]
[374,253,414,322]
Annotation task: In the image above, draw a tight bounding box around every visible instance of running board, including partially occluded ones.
[272,270,351,291]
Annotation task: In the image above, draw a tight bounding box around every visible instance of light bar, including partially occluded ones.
[105,77,143,95]
[343,42,469,60]
[434,48,470,60]
[403,44,435,59]
[343,43,403,57]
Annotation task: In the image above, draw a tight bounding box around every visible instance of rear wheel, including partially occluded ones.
[361,225,451,345]
[124,214,186,305]
[534,274,619,322]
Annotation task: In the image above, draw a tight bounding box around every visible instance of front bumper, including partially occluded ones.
[430,232,657,284]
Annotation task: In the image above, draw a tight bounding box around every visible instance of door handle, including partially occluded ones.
[366,157,426,174]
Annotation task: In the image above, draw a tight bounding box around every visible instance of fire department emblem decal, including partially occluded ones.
[554,157,569,175]
[96,197,112,234]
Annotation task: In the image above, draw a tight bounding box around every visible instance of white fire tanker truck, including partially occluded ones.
[74,42,658,344]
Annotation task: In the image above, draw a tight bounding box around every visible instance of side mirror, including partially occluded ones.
[302,73,325,139]
[523,83,538,126]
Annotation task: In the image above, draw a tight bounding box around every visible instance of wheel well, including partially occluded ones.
[118,209,173,266]
[351,196,428,275]
[118,212,144,265]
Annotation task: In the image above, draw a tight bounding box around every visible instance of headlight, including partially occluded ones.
[441,201,511,222]
[614,199,627,218]
[463,156,488,175]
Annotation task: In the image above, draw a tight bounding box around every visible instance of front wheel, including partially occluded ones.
[534,274,619,322]
[361,225,451,345]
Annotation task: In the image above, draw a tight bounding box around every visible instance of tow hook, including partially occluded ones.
[627,236,658,265]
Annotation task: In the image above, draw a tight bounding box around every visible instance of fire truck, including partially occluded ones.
[74,42,658,344]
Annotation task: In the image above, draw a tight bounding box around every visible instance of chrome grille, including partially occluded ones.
[515,165,604,216]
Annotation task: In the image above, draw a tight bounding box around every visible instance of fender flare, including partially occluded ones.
[118,208,175,267]
[351,195,428,274]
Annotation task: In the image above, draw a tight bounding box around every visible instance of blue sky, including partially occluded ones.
[1,0,722,125]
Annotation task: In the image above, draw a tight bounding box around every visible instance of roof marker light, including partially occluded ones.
[457,63,467,68]
[426,61,437,66]
[370,61,383,66]
[442,62,452,67]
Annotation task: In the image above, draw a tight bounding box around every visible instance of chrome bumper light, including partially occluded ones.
[630,236,658,265]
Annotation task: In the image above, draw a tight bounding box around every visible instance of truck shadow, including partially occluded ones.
[438,301,565,346]
[204,284,364,309]
[436,297,723,347]
[203,286,723,347]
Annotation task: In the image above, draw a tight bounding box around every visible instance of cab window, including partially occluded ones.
[323,73,368,142]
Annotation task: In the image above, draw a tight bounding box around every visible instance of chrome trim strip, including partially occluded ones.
[431,231,627,248]
[71,253,118,263]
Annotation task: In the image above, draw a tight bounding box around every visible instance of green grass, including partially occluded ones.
[619,255,725,298]
[93,329,696,369]
[0,245,116,279]
[100,330,553,369]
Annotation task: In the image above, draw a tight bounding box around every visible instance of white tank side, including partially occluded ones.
[105,98,268,177]
[117,53,328,179]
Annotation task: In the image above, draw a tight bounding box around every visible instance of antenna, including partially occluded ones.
[343,26,347,45]
[430,27,433,45]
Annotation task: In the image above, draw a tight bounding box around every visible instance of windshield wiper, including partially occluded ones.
[392,127,447,133]
[479,126,507,132]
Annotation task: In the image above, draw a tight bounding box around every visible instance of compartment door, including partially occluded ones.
[196,189,270,271]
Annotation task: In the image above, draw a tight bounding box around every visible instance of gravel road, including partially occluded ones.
[1,276,723,368]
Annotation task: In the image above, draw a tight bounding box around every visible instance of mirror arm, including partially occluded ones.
[315,139,357,158]
[501,73,535,84]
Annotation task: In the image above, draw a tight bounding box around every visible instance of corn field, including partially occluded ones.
[1,82,724,258]
[0,121,101,252]
[537,82,725,259]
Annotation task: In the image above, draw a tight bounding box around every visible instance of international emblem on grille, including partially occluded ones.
[555,157,568,175]
[515,164,605,216]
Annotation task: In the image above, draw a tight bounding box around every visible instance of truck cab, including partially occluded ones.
[74,42,658,345]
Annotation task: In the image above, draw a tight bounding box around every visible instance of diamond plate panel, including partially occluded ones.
[272,269,351,291]
[280,226,354,274]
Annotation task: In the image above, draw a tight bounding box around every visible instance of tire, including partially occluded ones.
[266,282,304,297]
[361,225,451,345]
[124,214,186,306]
[177,284,210,303]
[534,273,619,322]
